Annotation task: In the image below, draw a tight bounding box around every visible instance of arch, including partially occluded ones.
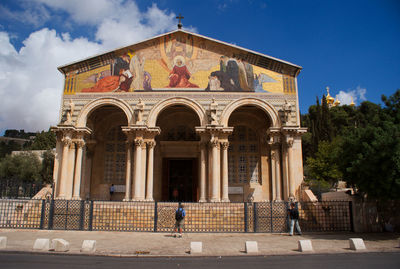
[76,97,134,127]
[220,97,280,128]
[147,97,207,127]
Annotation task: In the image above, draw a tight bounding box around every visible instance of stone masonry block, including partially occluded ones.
[0,236,7,249]
[33,238,51,251]
[81,240,97,253]
[349,238,366,250]
[51,239,70,252]
[245,241,258,253]
[298,240,313,252]
[190,242,202,254]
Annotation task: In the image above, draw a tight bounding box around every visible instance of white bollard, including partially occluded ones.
[298,240,313,252]
[0,236,7,249]
[349,238,366,250]
[190,242,202,254]
[51,239,70,252]
[33,238,51,251]
[81,240,97,253]
[245,241,258,253]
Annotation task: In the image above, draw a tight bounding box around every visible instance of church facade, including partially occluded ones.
[51,29,306,202]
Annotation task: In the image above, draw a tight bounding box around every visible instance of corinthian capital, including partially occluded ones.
[61,137,72,146]
[75,139,85,148]
[146,141,156,149]
[134,139,144,147]
[220,141,229,150]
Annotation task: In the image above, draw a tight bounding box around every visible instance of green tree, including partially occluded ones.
[29,130,56,150]
[40,150,55,184]
[0,152,42,182]
[305,138,343,185]
[339,92,400,200]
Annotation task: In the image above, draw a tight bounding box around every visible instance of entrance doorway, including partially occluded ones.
[162,158,198,202]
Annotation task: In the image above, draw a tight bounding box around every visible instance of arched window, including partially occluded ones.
[228,125,260,184]
[104,126,126,183]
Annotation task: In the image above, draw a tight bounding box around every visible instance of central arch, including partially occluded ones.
[220,97,281,128]
[147,97,207,127]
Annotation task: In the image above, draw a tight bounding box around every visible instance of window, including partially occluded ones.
[228,125,260,184]
[104,126,126,183]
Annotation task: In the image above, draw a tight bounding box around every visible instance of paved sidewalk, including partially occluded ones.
[0,229,399,257]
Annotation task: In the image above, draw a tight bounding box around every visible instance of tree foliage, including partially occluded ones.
[302,89,400,200]
[0,152,42,182]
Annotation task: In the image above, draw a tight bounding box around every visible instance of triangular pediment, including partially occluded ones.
[60,30,301,95]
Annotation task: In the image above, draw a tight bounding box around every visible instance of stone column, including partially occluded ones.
[270,150,276,201]
[220,141,230,202]
[210,139,220,202]
[72,139,85,199]
[199,142,207,202]
[287,137,295,198]
[274,146,282,201]
[141,142,147,199]
[133,138,144,201]
[124,140,133,201]
[145,141,155,201]
[58,136,72,199]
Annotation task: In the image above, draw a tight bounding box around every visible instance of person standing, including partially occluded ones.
[110,184,115,201]
[288,202,302,236]
[174,204,186,238]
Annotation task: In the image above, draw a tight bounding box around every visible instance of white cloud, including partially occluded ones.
[0,1,180,132]
[336,86,367,106]
[0,29,103,132]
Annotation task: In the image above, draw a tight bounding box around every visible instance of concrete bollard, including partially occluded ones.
[0,236,7,249]
[190,242,202,254]
[51,239,70,252]
[298,240,313,252]
[349,238,366,250]
[33,238,51,251]
[81,240,97,253]
[245,241,258,253]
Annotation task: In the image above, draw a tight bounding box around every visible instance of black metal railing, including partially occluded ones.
[0,199,353,233]
[0,179,44,199]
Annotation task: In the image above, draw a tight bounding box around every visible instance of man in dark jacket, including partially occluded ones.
[174,204,186,238]
[288,202,302,236]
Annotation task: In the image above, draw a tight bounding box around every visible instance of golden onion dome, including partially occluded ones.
[333,96,341,107]
[326,87,335,104]
[350,97,355,107]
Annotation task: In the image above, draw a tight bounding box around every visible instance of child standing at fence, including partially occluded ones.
[288,202,302,236]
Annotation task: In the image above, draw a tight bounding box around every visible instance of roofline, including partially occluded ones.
[58,29,302,74]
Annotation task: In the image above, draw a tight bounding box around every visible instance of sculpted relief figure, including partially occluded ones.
[65,99,75,124]
[136,98,145,124]
[210,98,219,125]
[283,99,292,124]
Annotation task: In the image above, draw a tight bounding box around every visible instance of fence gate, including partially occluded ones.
[48,200,88,230]
[253,202,288,233]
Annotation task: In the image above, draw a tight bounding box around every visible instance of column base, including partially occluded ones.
[145,198,154,201]
[221,198,230,202]
[72,196,82,200]
[198,199,207,203]
[210,198,220,202]
[274,199,282,202]
[123,198,131,202]
[132,198,146,201]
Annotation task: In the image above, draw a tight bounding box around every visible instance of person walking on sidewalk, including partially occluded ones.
[174,204,186,238]
[288,202,302,236]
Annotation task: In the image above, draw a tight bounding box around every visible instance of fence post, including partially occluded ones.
[253,202,258,233]
[39,199,46,229]
[244,202,248,233]
[153,202,158,232]
[88,200,94,231]
[79,200,85,230]
[48,199,54,230]
[349,201,354,232]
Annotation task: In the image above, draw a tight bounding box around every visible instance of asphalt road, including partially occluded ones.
[0,252,399,269]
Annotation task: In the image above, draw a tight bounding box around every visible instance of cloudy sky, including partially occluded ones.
[0,0,399,133]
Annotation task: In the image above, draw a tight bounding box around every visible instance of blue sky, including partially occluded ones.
[0,0,399,133]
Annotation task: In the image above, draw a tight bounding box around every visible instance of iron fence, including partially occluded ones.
[0,179,44,199]
[0,199,353,233]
